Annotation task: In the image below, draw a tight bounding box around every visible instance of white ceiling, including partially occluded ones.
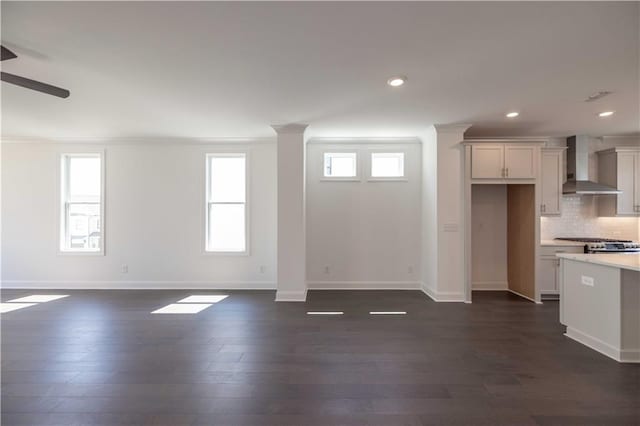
[1,1,638,140]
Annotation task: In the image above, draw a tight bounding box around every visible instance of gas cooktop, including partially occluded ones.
[554,238,640,253]
[554,237,632,243]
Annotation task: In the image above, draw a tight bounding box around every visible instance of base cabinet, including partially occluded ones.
[539,245,584,298]
[539,257,559,295]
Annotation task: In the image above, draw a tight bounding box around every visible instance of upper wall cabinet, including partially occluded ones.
[471,145,504,178]
[597,147,640,216]
[540,148,565,216]
[470,144,538,180]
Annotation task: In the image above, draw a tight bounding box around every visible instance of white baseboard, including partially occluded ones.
[0,280,276,290]
[472,281,508,291]
[307,281,420,290]
[275,289,308,302]
[420,283,465,302]
[565,327,639,363]
[619,349,640,363]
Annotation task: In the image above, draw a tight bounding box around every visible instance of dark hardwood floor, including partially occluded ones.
[1,290,639,425]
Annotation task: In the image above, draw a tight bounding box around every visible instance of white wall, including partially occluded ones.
[435,128,468,301]
[305,140,422,288]
[274,125,308,301]
[1,140,277,288]
[421,127,438,296]
[419,125,469,302]
[471,185,508,289]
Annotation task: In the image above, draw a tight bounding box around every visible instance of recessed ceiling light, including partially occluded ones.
[387,76,406,87]
[506,112,519,118]
[598,111,615,117]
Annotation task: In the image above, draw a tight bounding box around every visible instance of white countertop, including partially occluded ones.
[541,240,585,247]
[557,253,640,272]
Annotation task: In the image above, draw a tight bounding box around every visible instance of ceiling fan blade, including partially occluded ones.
[1,72,70,98]
[1,46,18,61]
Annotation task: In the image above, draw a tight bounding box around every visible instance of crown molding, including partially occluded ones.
[307,137,420,145]
[461,137,548,146]
[463,136,549,144]
[0,137,275,145]
[601,134,640,140]
[433,123,473,134]
[271,124,309,134]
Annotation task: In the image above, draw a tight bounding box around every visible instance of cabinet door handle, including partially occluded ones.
[541,204,546,213]
[505,168,509,177]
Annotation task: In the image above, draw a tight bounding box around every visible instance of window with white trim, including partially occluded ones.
[60,153,103,253]
[323,152,357,178]
[206,153,247,253]
[370,152,405,178]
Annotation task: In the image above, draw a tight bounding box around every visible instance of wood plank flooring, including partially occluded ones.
[2,290,639,425]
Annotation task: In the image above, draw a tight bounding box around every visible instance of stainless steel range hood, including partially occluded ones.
[563,136,621,195]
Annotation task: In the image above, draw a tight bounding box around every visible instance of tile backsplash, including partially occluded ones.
[541,196,639,241]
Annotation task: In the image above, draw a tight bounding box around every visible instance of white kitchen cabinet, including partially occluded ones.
[539,245,584,298]
[540,148,564,216]
[471,145,504,178]
[504,146,537,178]
[539,257,559,295]
[597,147,640,216]
[471,144,538,180]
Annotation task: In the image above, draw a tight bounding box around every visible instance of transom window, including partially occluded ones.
[60,153,103,253]
[371,152,405,178]
[323,152,357,178]
[206,153,247,253]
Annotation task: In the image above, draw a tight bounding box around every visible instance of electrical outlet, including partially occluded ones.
[581,275,594,287]
[121,264,128,274]
[260,265,266,274]
[324,266,330,274]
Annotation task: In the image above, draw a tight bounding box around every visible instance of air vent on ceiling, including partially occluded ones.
[584,91,612,102]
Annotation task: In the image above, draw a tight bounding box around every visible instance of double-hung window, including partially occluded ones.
[60,153,104,253]
[206,153,247,253]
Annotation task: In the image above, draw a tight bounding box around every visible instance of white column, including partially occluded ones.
[272,124,308,301]
[421,123,471,302]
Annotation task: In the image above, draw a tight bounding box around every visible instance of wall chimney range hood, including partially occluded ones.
[563,136,621,195]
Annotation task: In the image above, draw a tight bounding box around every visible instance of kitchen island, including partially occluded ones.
[558,253,639,363]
